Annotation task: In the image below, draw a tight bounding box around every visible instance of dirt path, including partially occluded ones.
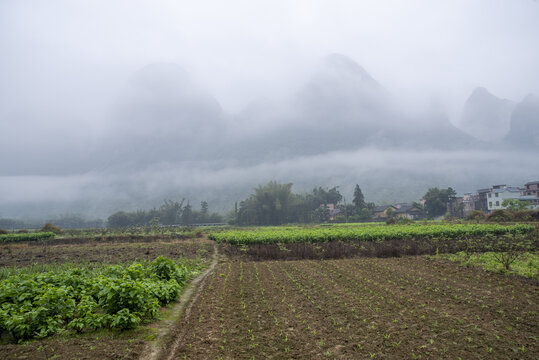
[139,242,220,360]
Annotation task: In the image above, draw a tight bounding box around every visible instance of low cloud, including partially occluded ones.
[2,148,536,218]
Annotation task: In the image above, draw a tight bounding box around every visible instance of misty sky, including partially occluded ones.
[2,0,538,115]
[1,0,538,219]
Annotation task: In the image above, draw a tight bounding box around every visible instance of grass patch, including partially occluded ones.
[439,251,539,279]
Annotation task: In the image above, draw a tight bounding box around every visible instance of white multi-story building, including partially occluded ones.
[486,185,523,211]
[485,184,539,211]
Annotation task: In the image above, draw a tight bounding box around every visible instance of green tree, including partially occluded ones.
[340,204,356,221]
[200,201,209,216]
[236,182,346,225]
[502,199,531,210]
[357,208,373,220]
[107,211,133,228]
[352,184,366,210]
[237,181,294,225]
[159,199,184,225]
[309,186,342,207]
[181,202,192,225]
[423,187,457,218]
[254,181,293,225]
[313,205,331,223]
[149,217,160,232]
[200,201,209,222]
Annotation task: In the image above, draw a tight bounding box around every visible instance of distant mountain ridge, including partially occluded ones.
[457,86,539,149]
[2,53,537,177]
[505,94,539,148]
[459,87,515,142]
[221,53,477,163]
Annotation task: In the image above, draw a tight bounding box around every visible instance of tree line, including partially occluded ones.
[231,182,470,226]
[106,199,223,228]
[231,181,375,226]
[0,182,492,230]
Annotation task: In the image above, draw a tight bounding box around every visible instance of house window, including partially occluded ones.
[488,193,491,198]
[489,202,492,207]
[496,201,499,206]
[495,193,498,197]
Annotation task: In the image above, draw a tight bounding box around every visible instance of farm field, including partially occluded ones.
[1,224,538,359]
[209,223,535,245]
[0,238,214,268]
[0,236,215,359]
[167,257,538,359]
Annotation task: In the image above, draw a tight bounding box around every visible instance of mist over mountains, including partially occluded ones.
[94,53,537,168]
[1,54,538,219]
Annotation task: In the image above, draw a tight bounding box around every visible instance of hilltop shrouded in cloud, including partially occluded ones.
[106,63,226,168]
[459,87,515,142]
[1,0,538,219]
[506,94,539,149]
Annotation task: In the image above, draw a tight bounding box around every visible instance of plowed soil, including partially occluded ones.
[0,238,214,267]
[165,257,538,359]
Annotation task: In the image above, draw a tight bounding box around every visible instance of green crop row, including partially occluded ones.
[0,232,56,243]
[0,256,202,341]
[208,223,535,245]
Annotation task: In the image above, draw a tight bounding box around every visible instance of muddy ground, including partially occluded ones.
[0,238,214,267]
[0,331,146,360]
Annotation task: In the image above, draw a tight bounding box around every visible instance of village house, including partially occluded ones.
[394,203,423,220]
[462,193,477,215]
[373,205,397,219]
[319,204,341,221]
[524,181,539,197]
[373,203,422,219]
[474,188,490,213]
[485,183,539,211]
[486,185,522,211]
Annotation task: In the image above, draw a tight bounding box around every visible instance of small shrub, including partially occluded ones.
[385,218,397,225]
[348,215,361,222]
[486,210,513,223]
[150,256,188,284]
[512,210,532,221]
[150,256,178,280]
[466,210,486,221]
[334,215,346,223]
[397,218,414,225]
[95,276,158,316]
[40,223,62,234]
[0,228,9,235]
[16,229,29,234]
[109,308,141,330]
[487,234,534,270]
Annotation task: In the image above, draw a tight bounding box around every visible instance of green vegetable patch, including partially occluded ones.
[0,256,201,342]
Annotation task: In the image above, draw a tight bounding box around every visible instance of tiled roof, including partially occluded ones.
[374,205,394,212]
[492,187,521,193]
